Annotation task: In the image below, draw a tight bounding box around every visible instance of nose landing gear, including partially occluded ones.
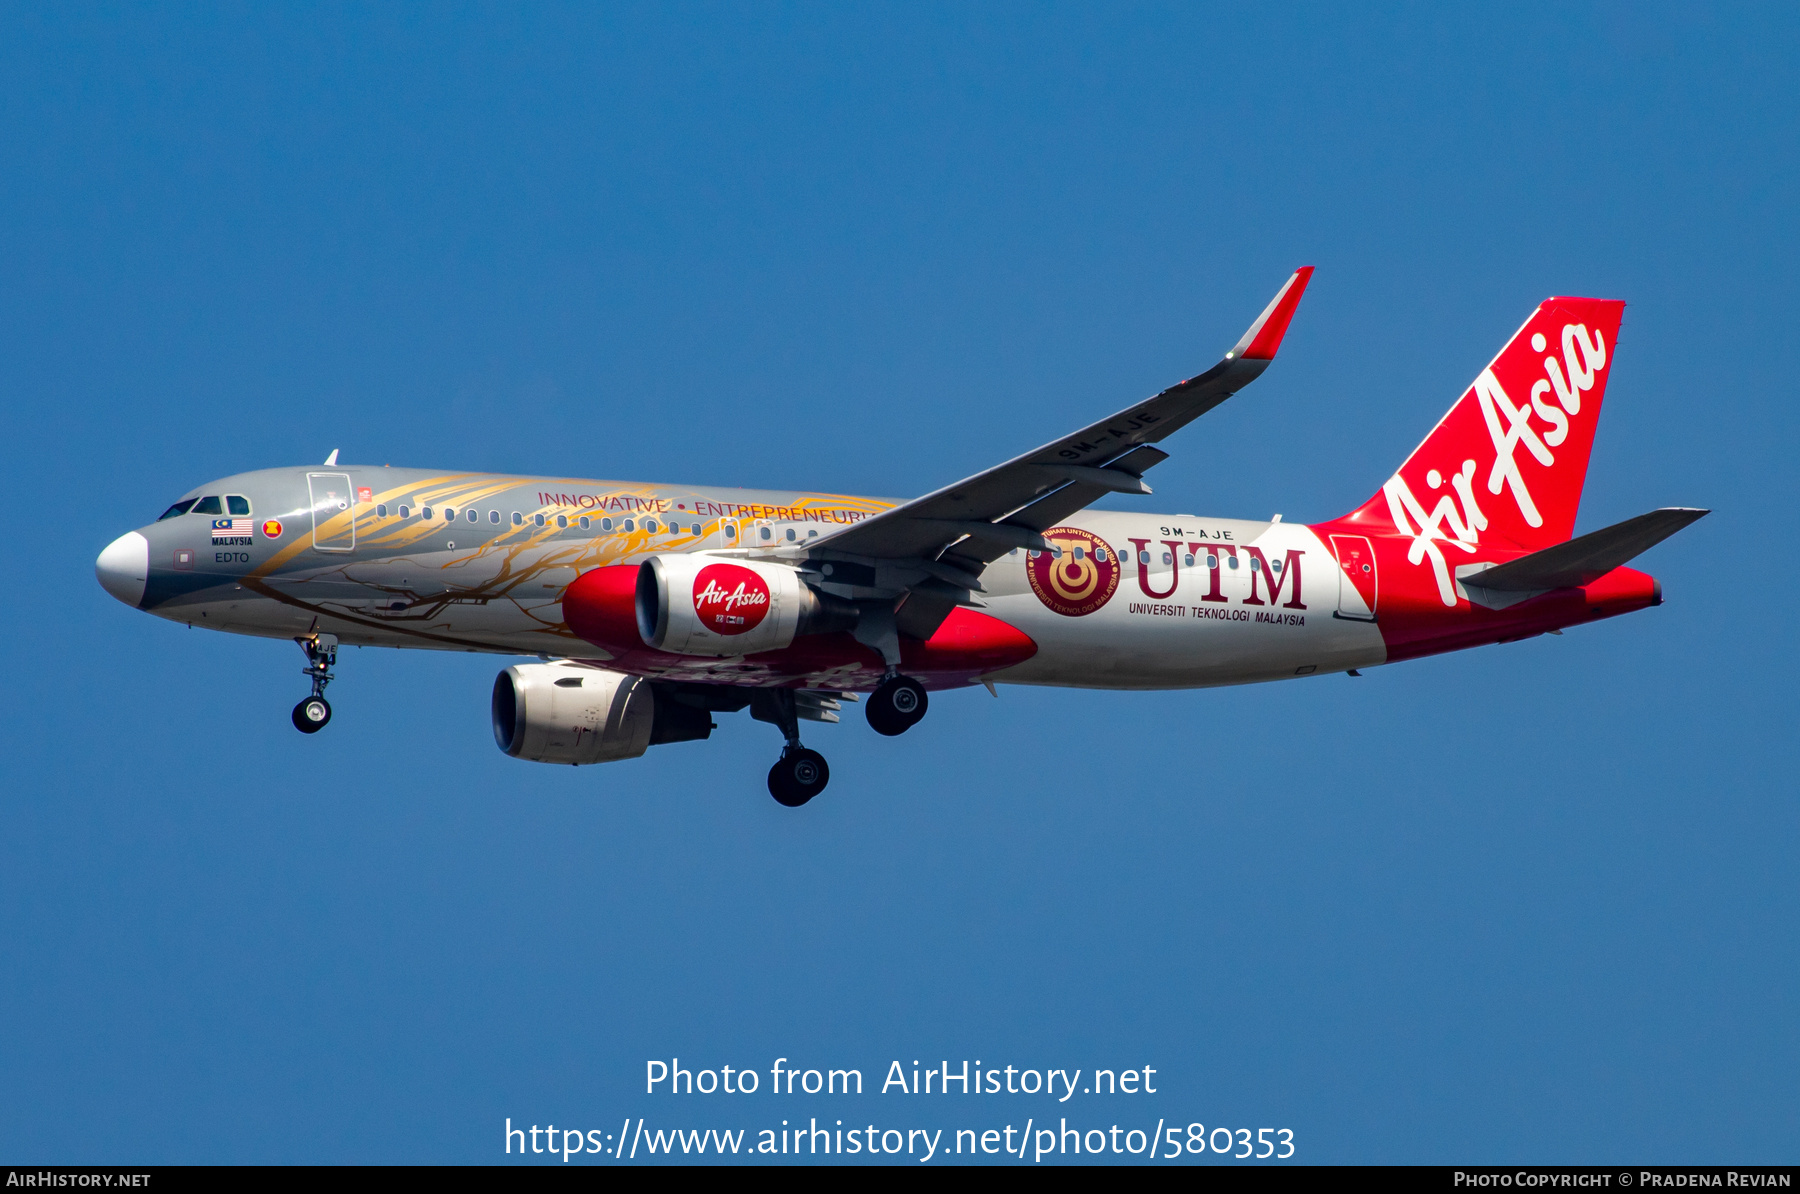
[292,632,338,734]
[866,673,928,736]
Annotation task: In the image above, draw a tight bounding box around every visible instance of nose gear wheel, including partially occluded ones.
[292,632,339,735]
[292,696,332,733]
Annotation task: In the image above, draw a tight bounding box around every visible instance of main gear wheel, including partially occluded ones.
[865,674,928,737]
[768,747,830,806]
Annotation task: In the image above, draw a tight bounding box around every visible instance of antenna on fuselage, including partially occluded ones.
[323,449,339,466]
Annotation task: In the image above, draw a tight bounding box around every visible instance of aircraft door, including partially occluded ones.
[307,472,357,553]
[1330,534,1377,621]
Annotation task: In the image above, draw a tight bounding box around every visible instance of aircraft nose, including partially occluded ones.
[96,531,150,608]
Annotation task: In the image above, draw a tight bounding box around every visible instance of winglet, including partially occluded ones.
[323,449,339,466]
[1230,266,1314,361]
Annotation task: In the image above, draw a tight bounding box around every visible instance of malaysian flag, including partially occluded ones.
[211,518,254,541]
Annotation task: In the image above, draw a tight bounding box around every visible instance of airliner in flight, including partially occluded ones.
[96,269,1704,805]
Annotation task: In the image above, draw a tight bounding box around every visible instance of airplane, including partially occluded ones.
[95,269,1706,807]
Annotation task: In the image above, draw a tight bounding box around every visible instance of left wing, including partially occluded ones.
[791,267,1314,637]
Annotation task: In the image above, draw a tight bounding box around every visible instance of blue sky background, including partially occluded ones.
[2,3,1795,1164]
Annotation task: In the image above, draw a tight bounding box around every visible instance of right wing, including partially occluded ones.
[781,267,1314,636]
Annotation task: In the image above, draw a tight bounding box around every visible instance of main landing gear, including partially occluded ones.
[769,746,830,808]
[292,632,338,734]
[866,673,928,737]
[748,671,927,806]
[751,689,831,807]
[851,604,928,737]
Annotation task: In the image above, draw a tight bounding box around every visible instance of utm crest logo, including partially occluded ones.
[1026,527,1120,617]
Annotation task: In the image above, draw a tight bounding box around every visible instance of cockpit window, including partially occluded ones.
[158,498,198,520]
[191,496,223,516]
[226,495,251,516]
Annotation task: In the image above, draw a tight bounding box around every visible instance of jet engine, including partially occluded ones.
[492,662,711,765]
[635,555,857,657]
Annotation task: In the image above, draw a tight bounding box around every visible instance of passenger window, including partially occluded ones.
[423,507,434,520]
[578,516,590,530]
[444,507,456,520]
[398,505,411,518]
[226,496,251,516]
[556,515,568,529]
[694,524,703,536]
[784,528,795,542]
[158,499,198,520]
[467,509,477,522]
[1073,547,1085,560]
[535,514,546,527]
[645,519,659,533]
[192,496,223,515]
[724,525,736,539]
[511,512,523,526]
[759,526,772,541]
[377,503,387,517]
[489,510,500,524]
[601,517,613,531]
[623,518,635,532]
[1162,552,1173,566]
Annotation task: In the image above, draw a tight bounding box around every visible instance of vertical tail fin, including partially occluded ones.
[1335,296,1626,555]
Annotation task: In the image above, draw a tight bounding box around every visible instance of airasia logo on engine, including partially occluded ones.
[692,564,771,635]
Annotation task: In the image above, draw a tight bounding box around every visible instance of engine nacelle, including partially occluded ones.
[492,662,654,765]
[635,555,856,657]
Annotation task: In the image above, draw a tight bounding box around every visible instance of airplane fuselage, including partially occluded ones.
[107,464,1391,692]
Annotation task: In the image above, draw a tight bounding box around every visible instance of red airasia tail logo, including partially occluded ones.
[692,563,771,635]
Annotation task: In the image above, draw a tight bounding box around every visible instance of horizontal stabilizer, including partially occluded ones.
[1464,507,1709,594]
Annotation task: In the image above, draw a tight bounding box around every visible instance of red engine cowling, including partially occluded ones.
[635,555,856,657]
